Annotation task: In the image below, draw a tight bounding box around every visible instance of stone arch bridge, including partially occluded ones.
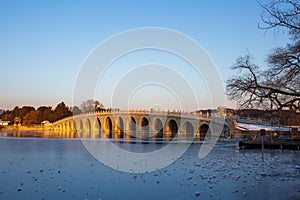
[47,110,227,140]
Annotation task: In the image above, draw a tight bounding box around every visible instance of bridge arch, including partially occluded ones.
[63,123,67,131]
[93,117,102,138]
[153,118,163,138]
[76,119,83,137]
[115,117,124,138]
[66,121,70,131]
[140,117,149,139]
[104,116,113,138]
[70,120,76,131]
[66,120,76,138]
[166,119,178,138]
[64,121,71,138]
[198,122,210,141]
[182,121,194,140]
[128,117,137,138]
[84,118,92,138]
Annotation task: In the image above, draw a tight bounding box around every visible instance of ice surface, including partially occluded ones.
[0,134,299,199]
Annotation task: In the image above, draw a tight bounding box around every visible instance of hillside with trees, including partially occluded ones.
[0,100,105,125]
[0,102,72,125]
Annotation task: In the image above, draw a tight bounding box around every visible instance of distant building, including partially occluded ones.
[41,120,51,126]
[14,117,21,126]
[0,119,10,126]
[196,106,235,118]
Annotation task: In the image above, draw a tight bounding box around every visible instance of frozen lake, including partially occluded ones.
[0,131,299,199]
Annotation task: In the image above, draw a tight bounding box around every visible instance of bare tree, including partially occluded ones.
[258,0,300,40]
[227,54,299,110]
[227,0,300,111]
[72,106,82,115]
[80,99,105,113]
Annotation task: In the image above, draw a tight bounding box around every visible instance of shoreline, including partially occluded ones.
[0,125,46,131]
[1,127,299,151]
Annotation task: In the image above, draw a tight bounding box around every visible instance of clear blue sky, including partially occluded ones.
[0,0,289,110]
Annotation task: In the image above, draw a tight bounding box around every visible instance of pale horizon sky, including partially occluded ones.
[0,0,290,111]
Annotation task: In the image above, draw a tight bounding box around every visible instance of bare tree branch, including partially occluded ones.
[227,1,300,111]
[258,0,300,40]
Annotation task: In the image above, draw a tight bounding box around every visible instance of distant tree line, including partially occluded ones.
[234,109,300,126]
[0,99,106,125]
[0,102,72,125]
